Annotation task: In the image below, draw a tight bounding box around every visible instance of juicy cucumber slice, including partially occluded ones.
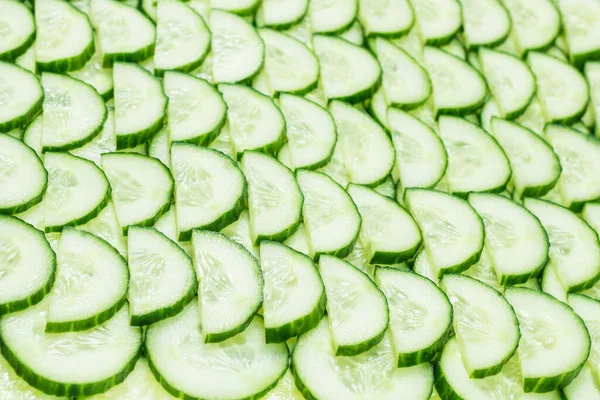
[297,169,361,259]
[490,118,561,199]
[502,0,561,54]
[441,274,520,378]
[79,199,127,259]
[42,73,107,152]
[220,209,258,257]
[101,153,173,233]
[148,125,170,167]
[545,124,600,210]
[90,0,155,67]
[0,62,43,133]
[388,108,447,190]
[563,363,600,400]
[330,101,394,186]
[525,198,600,293]
[423,47,487,117]
[338,20,365,46]
[374,37,432,110]
[192,231,263,342]
[313,35,382,103]
[318,255,388,356]
[375,268,452,367]
[154,1,210,77]
[348,184,421,264]
[210,0,260,15]
[528,51,589,124]
[210,9,264,84]
[460,0,510,49]
[44,152,111,233]
[468,193,549,285]
[259,29,319,96]
[0,134,46,214]
[241,151,303,243]
[71,107,116,166]
[405,188,484,276]
[568,293,600,386]
[411,0,462,46]
[309,0,357,34]
[35,0,94,73]
[0,303,141,397]
[256,0,308,29]
[259,241,326,343]
[358,0,414,38]
[263,370,303,400]
[0,0,35,61]
[0,215,55,315]
[557,0,600,67]
[479,48,536,119]
[585,62,600,136]
[368,86,390,129]
[146,301,288,399]
[292,317,434,400]
[170,143,246,241]
[220,84,285,157]
[505,287,591,393]
[439,116,511,196]
[69,51,114,101]
[113,62,167,149]
[0,351,67,400]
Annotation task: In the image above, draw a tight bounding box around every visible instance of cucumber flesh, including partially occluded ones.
[502,0,561,54]
[460,0,510,49]
[411,0,462,45]
[0,0,35,62]
[309,0,357,34]
[0,62,43,133]
[358,0,414,38]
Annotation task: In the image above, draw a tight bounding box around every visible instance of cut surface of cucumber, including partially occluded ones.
[297,169,361,259]
[210,0,260,15]
[411,0,461,45]
[375,268,452,367]
[563,363,600,400]
[146,300,288,399]
[460,0,510,49]
[69,51,115,101]
[259,241,325,343]
[71,107,116,167]
[292,317,434,400]
[257,0,307,29]
[585,62,600,136]
[568,294,600,385]
[44,152,110,233]
[318,255,388,356]
[557,0,600,67]
[309,0,357,34]
[502,0,561,54]
[0,351,67,400]
[405,188,484,276]
[358,0,414,38]
[0,303,142,397]
[0,0,35,61]
[0,62,43,133]
[79,199,127,259]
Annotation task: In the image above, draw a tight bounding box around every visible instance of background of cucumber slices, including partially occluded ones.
[4,0,600,398]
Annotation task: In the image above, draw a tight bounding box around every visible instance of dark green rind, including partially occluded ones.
[258,1,308,31]
[364,18,414,40]
[0,65,43,133]
[396,317,451,367]
[45,296,127,333]
[424,26,462,47]
[435,90,487,119]
[102,42,155,68]
[273,77,320,99]
[255,218,302,244]
[99,87,115,102]
[434,361,465,400]
[370,240,422,265]
[567,268,600,294]
[0,30,35,62]
[122,200,172,236]
[312,11,357,36]
[329,66,383,105]
[499,258,547,287]
[219,0,262,16]
[335,324,386,357]
[571,48,600,70]
[37,38,95,74]
[524,367,586,394]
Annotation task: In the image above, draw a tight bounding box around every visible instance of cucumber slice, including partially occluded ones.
[220,84,285,157]
[278,94,336,170]
[338,21,365,46]
[284,222,311,257]
[405,188,484,276]
[568,293,600,386]
[557,0,600,67]
[113,62,167,150]
[192,231,263,342]
[263,370,303,400]
[502,0,561,54]
[241,151,303,243]
[297,169,361,259]
[154,1,210,77]
[71,107,116,166]
[0,134,46,214]
[528,51,589,124]
[171,143,246,241]
[317,140,349,188]
[348,184,421,264]
[479,48,536,119]
[221,209,258,257]
[541,261,567,302]
[0,62,43,133]
[563,363,600,400]
[101,153,173,233]
[330,100,394,186]
[146,301,288,399]
[44,152,110,233]
[69,51,114,101]
[79,199,127,259]
[388,108,447,190]
[90,0,155,67]
[257,0,307,29]
[585,62,600,136]
[259,29,319,96]
[441,39,466,59]
[148,125,170,167]
[468,193,549,285]
[318,255,388,356]
[461,249,504,291]
[0,215,55,315]
[313,35,382,103]
[42,73,107,152]
[15,43,36,74]
[490,118,561,198]
[441,274,520,378]
[0,0,35,61]
[439,116,511,196]
[0,351,67,400]
[411,0,461,46]
[358,0,414,38]
[505,287,591,393]
[210,0,260,15]
[292,317,434,400]
[375,175,397,199]
[374,37,432,110]
[368,86,390,130]
[525,198,600,293]
[460,0,510,49]
[545,124,600,210]
[423,47,487,117]
[309,0,357,34]
[210,9,264,84]
[35,0,94,73]
[127,226,196,326]
[375,268,452,367]
[259,241,326,343]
